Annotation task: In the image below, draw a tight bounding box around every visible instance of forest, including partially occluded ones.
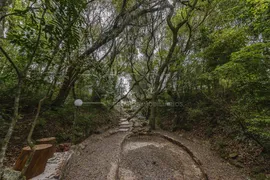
[0,0,269,179]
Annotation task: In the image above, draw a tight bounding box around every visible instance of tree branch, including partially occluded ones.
[0,45,21,77]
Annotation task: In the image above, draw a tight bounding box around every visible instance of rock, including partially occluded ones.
[145,126,151,132]
[142,122,148,127]
[53,174,60,179]
[70,145,77,151]
[109,130,118,135]
[3,168,21,180]
[134,122,141,127]
[79,144,86,150]
[132,129,139,134]
[229,159,244,168]
[138,132,148,135]
[57,143,72,152]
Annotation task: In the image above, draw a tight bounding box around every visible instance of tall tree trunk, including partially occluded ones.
[47,57,65,100]
[51,66,78,107]
[207,81,211,94]
[149,93,157,130]
[0,79,22,177]
[0,16,4,38]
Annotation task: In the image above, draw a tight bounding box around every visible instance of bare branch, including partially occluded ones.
[0,45,21,77]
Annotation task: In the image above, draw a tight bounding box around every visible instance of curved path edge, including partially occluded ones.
[152,132,209,180]
[63,128,247,180]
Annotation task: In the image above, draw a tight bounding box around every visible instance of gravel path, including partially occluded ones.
[119,135,203,180]
[64,129,130,180]
[64,119,248,180]
[155,130,248,180]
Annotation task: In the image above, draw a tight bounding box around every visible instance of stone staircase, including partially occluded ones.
[118,118,132,132]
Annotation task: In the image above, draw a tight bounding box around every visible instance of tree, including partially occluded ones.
[51,0,172,106]
[148,0,211,129]
[0,0,87,174]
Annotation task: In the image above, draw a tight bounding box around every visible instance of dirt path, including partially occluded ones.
[64,130,129,180]
[119,135,203,180]
[154,130,248,180]
[64,118,248,180]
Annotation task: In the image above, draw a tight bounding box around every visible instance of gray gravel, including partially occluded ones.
[155,130,248,180]
[119,135,203,180]
[64,128,247,180]
[64,129,130,180]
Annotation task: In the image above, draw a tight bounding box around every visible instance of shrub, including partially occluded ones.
[187,108,204,122]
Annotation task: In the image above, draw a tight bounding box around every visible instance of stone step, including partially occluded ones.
[119,126,130,129]
[118,128,129,132]
[119,124,132,129]
[119,121,129,125]
[119,124,132,128]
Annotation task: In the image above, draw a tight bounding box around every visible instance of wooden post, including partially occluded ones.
[36,137,56,158]
[14,144,53,179]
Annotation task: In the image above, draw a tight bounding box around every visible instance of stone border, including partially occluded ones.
[153,132,209,180]
[115,132,132,180]
[50,129,209,180]
[59,152,74,180]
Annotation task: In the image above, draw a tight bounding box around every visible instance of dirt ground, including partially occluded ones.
[64,129,248,180]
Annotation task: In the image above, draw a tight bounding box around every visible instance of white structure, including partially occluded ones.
[74,99,83,107]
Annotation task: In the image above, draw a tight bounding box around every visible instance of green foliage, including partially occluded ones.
[252,173,270,180]
[0,0,269,175]
[246,116,270,149]
[75,113,95,138]
[187,108,204,122]
[56,131,71,142]
[42,106,74,124]
[112,0,136,12]
[214,42,270,110]
[202,28,247,71]
[40,105,114,143]
[36,117,47,128]
[153,1,270,174]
